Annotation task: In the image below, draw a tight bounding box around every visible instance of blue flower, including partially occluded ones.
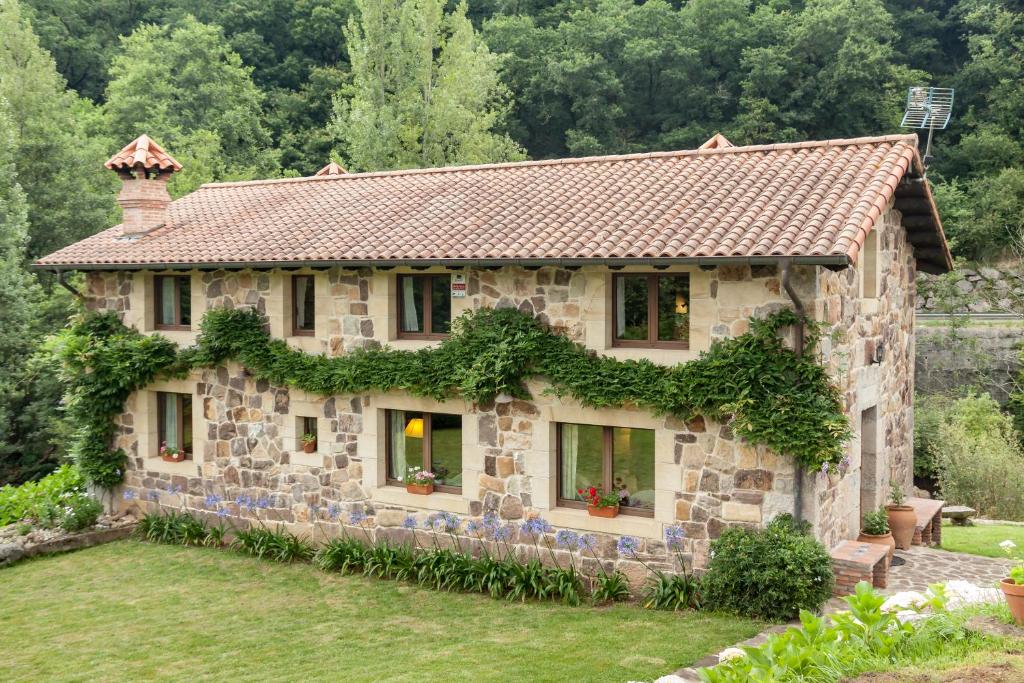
[309,504,320,518]
[466,519,483,535]
[350,510,368,525]
[204,494,222,509]
[521,517,552,537]
[146,490,160,501]
[616,535,640,556]
[216,507,229,519]
[256,498,270,510]
[122,490,137,501]
[555,529,580,550]
[664,524,686,551]
[402,516,418,530]
[493,524,516,542]
[580,534,598,552]
[328,503,341,520]
[482,511,499,529]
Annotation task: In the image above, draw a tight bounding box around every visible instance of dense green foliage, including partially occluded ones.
[701,515,835,621]
[56,305,849,488]
[0,463,83,526]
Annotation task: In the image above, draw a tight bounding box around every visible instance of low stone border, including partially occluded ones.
[0,518,137,568]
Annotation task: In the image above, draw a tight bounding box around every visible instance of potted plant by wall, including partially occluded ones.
[858,506,895,563]
[405,467,436,495]
[301,433,317,453]
[886,483,916,550]
[999,541,1024,624]
[579,486,622,518]
[159,442,185,463]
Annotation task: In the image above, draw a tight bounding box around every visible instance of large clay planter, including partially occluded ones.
[406,483,434,496]
[1001,579,1024,625]
[857,531,895,564]
[302,440,317,454]
[887,505,916,550]
[587,504,620,519]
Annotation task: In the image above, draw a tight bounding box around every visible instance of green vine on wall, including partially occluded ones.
[54,306,851,488]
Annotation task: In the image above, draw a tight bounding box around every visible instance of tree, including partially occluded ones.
[104,15,279,194]
[334,0,524,171]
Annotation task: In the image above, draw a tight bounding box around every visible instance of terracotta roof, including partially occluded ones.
[315,161,347,176]
[105,135,182,173]
[38,133,951,274]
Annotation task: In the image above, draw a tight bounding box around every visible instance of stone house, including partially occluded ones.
[36,133,950,576]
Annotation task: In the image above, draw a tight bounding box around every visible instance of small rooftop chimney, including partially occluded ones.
[105,134,182,236]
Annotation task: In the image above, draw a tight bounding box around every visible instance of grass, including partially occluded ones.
[941,521,1024,558]
[0,541,761,682]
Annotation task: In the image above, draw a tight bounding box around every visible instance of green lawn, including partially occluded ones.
[0,541,761,682]
[941,522,1024,558]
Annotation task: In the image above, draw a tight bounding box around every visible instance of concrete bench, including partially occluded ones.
[907,497,945,546]
[942,505,977,526]
[830,540,890,596]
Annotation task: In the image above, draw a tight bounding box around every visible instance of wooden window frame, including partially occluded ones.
[396,274,451,340]
[154,275,191,331]
[156,391,192,459]
[610,273,689,349]
[291,274,316,337]
[385,410,462,494]
[555,423,654,518]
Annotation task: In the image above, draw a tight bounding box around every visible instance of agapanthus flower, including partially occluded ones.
[555,529,580,550]
[216,507,229,519]
[309,503,320,519]
[328,503,341,520]
[350,510,368,525]
[122,490,137,501]
[616,535,640,556]
[580,534,598,552]
[493,524,516,542]
[664,524,686,551]
[146,490,160,501]
[204,494,222,509]
[172,485,184,495]
[402,516,418,530]
[521,517,552,537]
[482,511,500,529]
[466,519,483,535]
[256,498,271,510]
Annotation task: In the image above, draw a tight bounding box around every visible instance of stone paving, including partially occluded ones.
[669,546,1014,682]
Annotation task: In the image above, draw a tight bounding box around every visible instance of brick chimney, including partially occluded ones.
[105,135,182,236]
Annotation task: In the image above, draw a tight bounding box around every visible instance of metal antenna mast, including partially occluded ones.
[900,86,954,168]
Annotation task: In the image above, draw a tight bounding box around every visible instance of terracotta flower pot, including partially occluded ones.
[1001,579,1024,625]
[302,440,317,453]
[161,452,185,463]
[857,531,895,564]
[587,504,620,518]
[406,483,434,496]
[886,505,916,550]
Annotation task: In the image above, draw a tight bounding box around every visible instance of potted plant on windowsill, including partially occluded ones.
[857,506,894,563]
[999,541,1024,624]
[579,486,622,518]
[405,467,436,495]
[885,482,916,550]
[160,443,185,463]
[301,433,317,454]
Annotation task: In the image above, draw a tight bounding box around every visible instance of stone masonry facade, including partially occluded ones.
[92,206,915,582]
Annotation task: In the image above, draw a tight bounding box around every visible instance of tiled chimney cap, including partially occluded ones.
[315,161,347,176]
[105,134,182,173]
[698,133,734,150]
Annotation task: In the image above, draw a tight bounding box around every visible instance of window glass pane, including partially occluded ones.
[615,276,649,340]
[559,423,604,500]
[430,276,452,334]
[388,410,423,480]
[301,416,317,440]
[181,395,193,454]
[294,276,315,331]
[158,278,175,325]
[178,277,191,326]
[159,392,178,449]
[612,427,654,510]
[399,277,424,333]
[656,276,689,343]
[429,413,462,488]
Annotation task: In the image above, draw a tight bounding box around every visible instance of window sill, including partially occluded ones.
[151,329,197,346]
[545,506,661,538]
[371,485,470,514]
[600,346,697,365]
[144,457,198,476]
[386,338,444,352]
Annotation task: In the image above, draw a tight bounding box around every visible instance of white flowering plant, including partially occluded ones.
[403,466,436,486]
[999,539,1024,584]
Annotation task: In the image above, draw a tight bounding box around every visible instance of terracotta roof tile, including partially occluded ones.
[105,135,182,172]
[38,134,951,273]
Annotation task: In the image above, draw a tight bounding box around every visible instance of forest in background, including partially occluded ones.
[0,0,1021,484]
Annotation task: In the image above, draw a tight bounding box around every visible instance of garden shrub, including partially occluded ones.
[701,515,834,621]
[935,394,1024,520]
[913,394,952,480]
[0,464,85,526]
[56,493,103,532]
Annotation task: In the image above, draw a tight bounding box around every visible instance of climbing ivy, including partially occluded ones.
[54,306,850,488]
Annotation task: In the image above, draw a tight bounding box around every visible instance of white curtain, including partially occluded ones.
[161,277,175,324]
[163,396,179,449]
[615,277,625,337]
[295,277,312,329]
[389,412,407,479]
[560,424,579,499]
[402,278,420,331]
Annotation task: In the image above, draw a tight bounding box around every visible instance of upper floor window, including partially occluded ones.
[398,274,451,339]
[557,423,654,516]
[612,273,689,348]
[154,275,191,330]
[386,409,462,492]
[291,275,316,336]
[157,391,193,459]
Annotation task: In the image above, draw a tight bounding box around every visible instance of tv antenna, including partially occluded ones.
[900,86,954,168]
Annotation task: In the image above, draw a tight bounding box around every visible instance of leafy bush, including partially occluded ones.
[914,394,953,480]
[56,493,103,532]
[701,515,834,621]
[0,464,85,526]
[591,570,631,603]
[232,525,314,563]
[862,506,890,535]
[136,510,210,545]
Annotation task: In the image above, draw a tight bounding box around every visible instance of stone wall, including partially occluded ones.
[916,265,1024,314]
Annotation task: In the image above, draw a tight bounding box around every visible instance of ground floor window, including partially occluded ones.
[157,392,193,459]
[386,410,462,492]
[557,423,654,515]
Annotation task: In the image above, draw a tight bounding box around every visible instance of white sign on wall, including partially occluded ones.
[451,272,467,298]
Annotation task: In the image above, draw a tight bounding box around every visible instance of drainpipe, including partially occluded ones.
[780,260,805,525]
[56,270,85,300]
